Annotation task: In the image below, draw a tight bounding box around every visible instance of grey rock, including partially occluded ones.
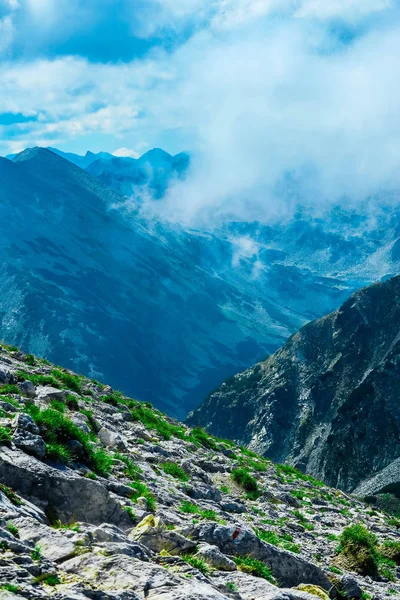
[12,428,46,459]
[37,386,66,401]
[192,522,331,589]
[98,427,127,451]
[0,367,14,384]
[194,543,237,571]
[12,413,40,435]
[0,447,131,528]
[339,576,362,599]
[17,380,36,398]
[220,500,246,513]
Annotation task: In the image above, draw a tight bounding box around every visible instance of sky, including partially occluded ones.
[2,0,400,222]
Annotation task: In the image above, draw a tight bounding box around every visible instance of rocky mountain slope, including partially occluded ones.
[0,147,356,418]
[188,275,400,495]
[1,344,400,599]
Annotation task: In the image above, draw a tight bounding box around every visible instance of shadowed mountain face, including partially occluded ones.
[187,276,400,492]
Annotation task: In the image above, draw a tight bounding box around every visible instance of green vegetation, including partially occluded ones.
[234,555,276,583]
[51,369,82,394]
[52,520,80,532]
[161,461,190,482]
[337,524,397,580]
[255,528,301,553]
[24,353,36,366]
[130,403,186,440]
[7,522,19,538]
[31,545,42,561]
[329,565,342,574]
[231,467,260,500]
[36,574,61,586]
[0,384,20,395]
[182,554,209,575]
[129,481,156,512]
[188,427,219,450]
[0,425,11,444]
[0,483,22,505]
[25,405,112,476]
[226,582,238,592]
[276,463,324,487]
[179,500,219,521]
[17,370,61,388]
[1,584,21,593]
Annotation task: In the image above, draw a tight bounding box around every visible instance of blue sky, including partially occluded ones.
[2,0,400,222]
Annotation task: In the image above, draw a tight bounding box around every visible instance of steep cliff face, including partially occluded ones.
[188,276,400,493]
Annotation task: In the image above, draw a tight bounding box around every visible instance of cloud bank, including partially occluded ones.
[1,0,400,222]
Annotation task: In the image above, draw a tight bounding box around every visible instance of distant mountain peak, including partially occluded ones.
[12,146,56,163]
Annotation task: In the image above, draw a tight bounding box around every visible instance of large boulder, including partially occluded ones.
[191,523,331,589]
[0,447,131,528]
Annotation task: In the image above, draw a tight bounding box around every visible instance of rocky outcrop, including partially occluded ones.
[0,344,399,598]
[188,276,400,494]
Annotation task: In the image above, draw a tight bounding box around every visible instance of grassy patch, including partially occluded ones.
[0,384,19,395]
[276,463,324,487]
[232,467,260,500]
[7,522,19,538]
[256,528,301,553]
[161,461,189,482]
[179,500,220,521]
[182,554,209,575]
[130,403,186,440]
[234,555,276,584]
[0,425,11,444]
[26,405,112,476]
[51,369,82,394]
[337,524,379,576]
[188,427,219,450]
[17,370,61,388]
[1,584,21,593]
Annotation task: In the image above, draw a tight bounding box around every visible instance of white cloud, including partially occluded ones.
[1,0,400,226]
[113,147,140,158]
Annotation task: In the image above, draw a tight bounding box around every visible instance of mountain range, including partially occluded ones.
[1,145,400,421]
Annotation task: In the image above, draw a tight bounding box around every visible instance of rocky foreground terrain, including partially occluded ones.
[188,275,400,495]
[0,345,400,599]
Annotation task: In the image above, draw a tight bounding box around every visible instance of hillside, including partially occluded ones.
[188,276,400,495]
[0,344,400,598]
